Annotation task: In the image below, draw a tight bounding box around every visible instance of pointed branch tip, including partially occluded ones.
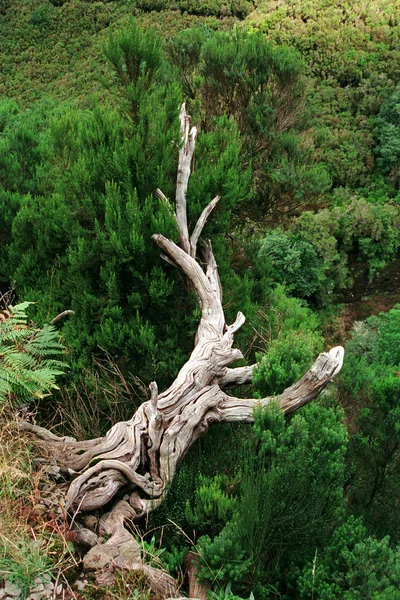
[149,382,158,409]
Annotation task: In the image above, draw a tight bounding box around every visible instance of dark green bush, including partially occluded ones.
[197,401,347,597]
[296,517,400,600]
[375,87,400,185]
[137,0,253,18]
[29,6,51,27]
[253,329,323,397]
[339,307,400,541]
[258,230,321,298]
[280,197,400,303]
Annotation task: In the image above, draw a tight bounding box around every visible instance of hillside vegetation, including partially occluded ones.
[1,2,400,599]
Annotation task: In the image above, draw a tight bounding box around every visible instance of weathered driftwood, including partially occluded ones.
[186,551,211,600]
[20,104,344,597]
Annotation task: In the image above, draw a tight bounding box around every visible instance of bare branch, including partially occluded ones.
[219,364,255,387]
[50,310,75,324]
[190,194,221,258]
[19,421,77,444]
[152,234,225,334]
[176,103,197,253]
[160,253,176,267]
[149,381,158,409]
[202,240,223,306]
[225,312,246,339]
[215,346,344,422]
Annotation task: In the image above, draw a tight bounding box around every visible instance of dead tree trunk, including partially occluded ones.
[21,105,344,596]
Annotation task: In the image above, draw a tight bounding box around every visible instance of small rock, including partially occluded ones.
[73,580,87,592]
[30,593,46,600]
[81,515,98,532]
[43,587,54,597]
[0,588,6,600]
[95,571,115,587]
[56,584,63,595]
[83,538,142,572]
[70,528,98,548]
[4,582,21,597]
[83,545,119,571]
[31,583,45,593]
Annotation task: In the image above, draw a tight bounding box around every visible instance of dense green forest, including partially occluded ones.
[1,1,400,599]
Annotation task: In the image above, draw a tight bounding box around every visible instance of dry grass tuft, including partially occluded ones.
[0,407,76,597]
[52,351,147,440]
[0,407,36,530]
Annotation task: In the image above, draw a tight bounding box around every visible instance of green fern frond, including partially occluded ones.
[0,375,12,396]
[0,326,33,344]
[0,302,68,406]
[26,324,65,355]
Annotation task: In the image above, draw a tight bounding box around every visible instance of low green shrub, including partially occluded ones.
[253,329,323,397]
[29,6,51,27]
[259,198,400,304]
[339,306,400,541]
[197,401,347,597]
[295,517,400,600]
[137,0,253,18]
